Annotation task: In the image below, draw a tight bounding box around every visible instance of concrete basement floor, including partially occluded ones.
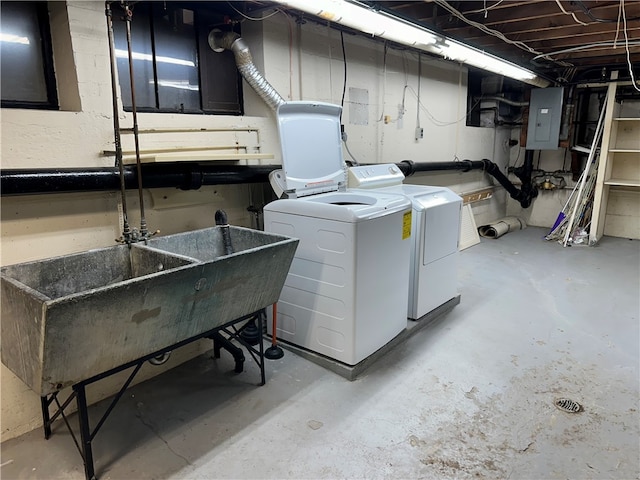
[1,226,639,480]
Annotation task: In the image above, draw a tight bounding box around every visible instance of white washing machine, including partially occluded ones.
[349,164,462,320]
[263,102,412,366]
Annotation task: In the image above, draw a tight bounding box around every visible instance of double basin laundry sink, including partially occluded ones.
[1,226,298,396]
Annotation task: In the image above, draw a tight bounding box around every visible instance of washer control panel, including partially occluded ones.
[348,163,405,189]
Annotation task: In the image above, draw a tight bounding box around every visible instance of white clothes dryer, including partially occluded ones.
[349,164,462,320]
[263,102,412,366]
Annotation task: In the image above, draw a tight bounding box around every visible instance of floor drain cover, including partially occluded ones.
[554,398,583,413]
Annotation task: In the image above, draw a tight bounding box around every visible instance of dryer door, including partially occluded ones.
[416,194,461,265]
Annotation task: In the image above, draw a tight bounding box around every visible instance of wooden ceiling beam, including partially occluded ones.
[435,15,640,44]
[378,1,536,28]
[553,46,640,60]
[439,2,622,27]
[474,24,640,46]
[440,12,640,38]
[456,0,544,15]
[546,54,639,69]
[374,1,440,27]
[395,1,640,36]
[382,1,627,31]
[471,31,640,58]
[482,40,640,56]
[324,1,640,79]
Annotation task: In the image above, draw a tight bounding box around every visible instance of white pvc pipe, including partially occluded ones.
[562,95,608,247]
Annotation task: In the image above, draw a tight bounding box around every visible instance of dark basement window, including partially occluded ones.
[1,1,58,109]
[112,2,243,115]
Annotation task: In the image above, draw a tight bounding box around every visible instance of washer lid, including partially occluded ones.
[264,192,411,222]
[277,101,346,197]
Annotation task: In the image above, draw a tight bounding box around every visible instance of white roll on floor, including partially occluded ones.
[478,216,526,239]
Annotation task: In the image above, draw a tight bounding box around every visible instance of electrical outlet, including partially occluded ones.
[384,115,391,124]
[415,127,424,140]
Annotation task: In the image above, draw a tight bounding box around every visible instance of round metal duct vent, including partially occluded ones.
[554,397,583,413]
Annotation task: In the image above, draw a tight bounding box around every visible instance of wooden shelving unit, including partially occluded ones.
[589,76,640,244]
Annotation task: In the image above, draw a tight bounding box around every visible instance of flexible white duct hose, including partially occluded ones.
[208,30,285,112]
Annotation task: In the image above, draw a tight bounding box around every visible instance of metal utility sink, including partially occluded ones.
[143,226,299,338]
[146,225,286,262]
[1,245,192,300]
[1,227,298,396]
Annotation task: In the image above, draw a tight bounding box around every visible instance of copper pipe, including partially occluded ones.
[123,3,148,238]
[105,2,131,243]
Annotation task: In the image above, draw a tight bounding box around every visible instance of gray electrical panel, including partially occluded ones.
[526,87,564,150]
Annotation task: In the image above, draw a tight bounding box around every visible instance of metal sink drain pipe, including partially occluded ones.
[215,209,234,256]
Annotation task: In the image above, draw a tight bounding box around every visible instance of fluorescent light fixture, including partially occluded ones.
[275,0,436,47]
[115,49,195,67]
[274,0,549,87]
[437,40,538,83]
[0,33,30,45]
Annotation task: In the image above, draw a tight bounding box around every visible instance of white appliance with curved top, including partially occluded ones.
[349,163,462,320]
[264,102,412,366]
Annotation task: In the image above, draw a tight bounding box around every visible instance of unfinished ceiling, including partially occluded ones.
[373,0,640,84]
[244,1,640,86]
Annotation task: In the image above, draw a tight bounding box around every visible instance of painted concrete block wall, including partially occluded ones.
[1,3,511,441]
[258,15,512,227]
[261,17,510,165]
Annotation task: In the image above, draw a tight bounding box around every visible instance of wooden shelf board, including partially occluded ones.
[605,178,640,187]
[122,152,275,164]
